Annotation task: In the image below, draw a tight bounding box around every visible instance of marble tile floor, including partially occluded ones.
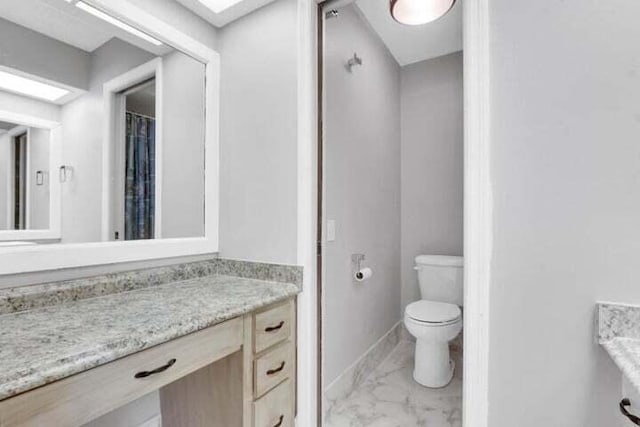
[325,340,462,427]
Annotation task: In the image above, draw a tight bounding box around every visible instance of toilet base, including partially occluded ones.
[413,338,455,388]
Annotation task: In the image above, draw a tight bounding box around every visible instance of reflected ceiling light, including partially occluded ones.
[75,2,163,46]
[0,70,69,102]
[390,0,455,25]
[198,0,245,14]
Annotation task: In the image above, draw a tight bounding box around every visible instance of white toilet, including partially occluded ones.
[404,255,463,388]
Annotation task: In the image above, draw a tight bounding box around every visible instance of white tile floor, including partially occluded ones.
[324,340,462,427]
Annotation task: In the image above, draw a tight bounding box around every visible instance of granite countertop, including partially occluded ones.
[597,302,640,396]
[0,274,299,401]
[601,338,640,395]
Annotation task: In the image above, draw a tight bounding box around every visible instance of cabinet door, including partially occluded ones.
[253,379,294,427]
[254,301,293,354]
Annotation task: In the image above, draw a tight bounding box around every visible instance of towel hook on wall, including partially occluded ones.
[59,165,74,183]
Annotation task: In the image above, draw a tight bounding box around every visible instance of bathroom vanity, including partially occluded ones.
[596,302,640,425]
[0,0,304,425]
[0,261,301,427]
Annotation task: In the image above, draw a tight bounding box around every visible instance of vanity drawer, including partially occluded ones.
[254,301,294,354]
[254,341,293,398]
[0,318,243,427]
[253,379,294,427]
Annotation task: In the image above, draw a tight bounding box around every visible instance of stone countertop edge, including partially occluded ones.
[0,258,303,316]
[601,338,640,397]
[0,274,300,401]
[597,302,640,397]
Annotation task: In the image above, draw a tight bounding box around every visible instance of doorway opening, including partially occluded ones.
[115,78,158,241]
[102,58,163,243]
[12,132,27,230]
[316,0,468,425]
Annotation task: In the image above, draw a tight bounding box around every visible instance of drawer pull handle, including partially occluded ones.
[621,398,640,425]
[273,415,284,427]
[134,358,177,379]
[267,361,286,376]
[265,321,285,333]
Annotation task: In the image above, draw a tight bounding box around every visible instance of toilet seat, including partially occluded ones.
[405,300,461,325]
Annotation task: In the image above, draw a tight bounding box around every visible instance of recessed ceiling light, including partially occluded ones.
[198,0,244,14]
[390,0,455,25]
[75,2,163,46]
[0,70,69,102]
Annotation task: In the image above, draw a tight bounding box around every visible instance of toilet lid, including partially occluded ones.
[406,300,461,324]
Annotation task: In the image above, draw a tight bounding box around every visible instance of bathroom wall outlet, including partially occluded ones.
[327,220,336,242]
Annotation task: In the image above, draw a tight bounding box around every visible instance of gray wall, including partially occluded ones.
[126,89,155,117]
[218,0,298,264]
[61,39,206,243]
[323,4,401,385]
[0,17,90,90]
[0,91,60,125]
[61,39,155,243]
[487,0,640,425]
[28,127,50,230]
[400,52,463,310]
[161,51,205,239]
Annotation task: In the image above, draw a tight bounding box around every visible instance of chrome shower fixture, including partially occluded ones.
[325,9,339,19]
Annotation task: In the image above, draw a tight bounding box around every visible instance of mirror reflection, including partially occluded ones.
[0,0,206,243]
[0,123,50,231]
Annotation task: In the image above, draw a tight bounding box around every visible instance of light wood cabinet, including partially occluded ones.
[0,298,297,427]
[254,302,293,353]
[253,379,294,427]
[245,299,297,427]
[254,342,294,398]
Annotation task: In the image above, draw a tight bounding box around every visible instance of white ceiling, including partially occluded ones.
[175,0,277,27]
[354,0,462,67]
[0,0,166,55]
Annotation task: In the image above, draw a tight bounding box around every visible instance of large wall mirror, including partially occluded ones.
[0,0,219,273]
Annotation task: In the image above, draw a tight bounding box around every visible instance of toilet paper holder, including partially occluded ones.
[351,253,373,281]
[351,253,365,271]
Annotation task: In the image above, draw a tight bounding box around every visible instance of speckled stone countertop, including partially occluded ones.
[0,274,299,401]
[0,258,302,315]
[597,302,640,396]
[601,339,640,395]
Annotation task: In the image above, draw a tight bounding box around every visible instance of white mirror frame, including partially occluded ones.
[0,0,220,275]
[0,112,62,242]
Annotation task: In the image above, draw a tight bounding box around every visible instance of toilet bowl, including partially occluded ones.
[404,300,462,387]
[405,255,463,388]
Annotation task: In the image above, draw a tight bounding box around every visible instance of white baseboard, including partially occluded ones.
[324,321,403,419]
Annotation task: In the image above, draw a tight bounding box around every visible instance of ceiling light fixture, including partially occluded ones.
[0,70,70,102]
[198,0,245,14]
[390,0,455,25]
[75,2,163,46]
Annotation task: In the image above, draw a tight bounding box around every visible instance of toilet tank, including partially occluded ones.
[415,255,464,306]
